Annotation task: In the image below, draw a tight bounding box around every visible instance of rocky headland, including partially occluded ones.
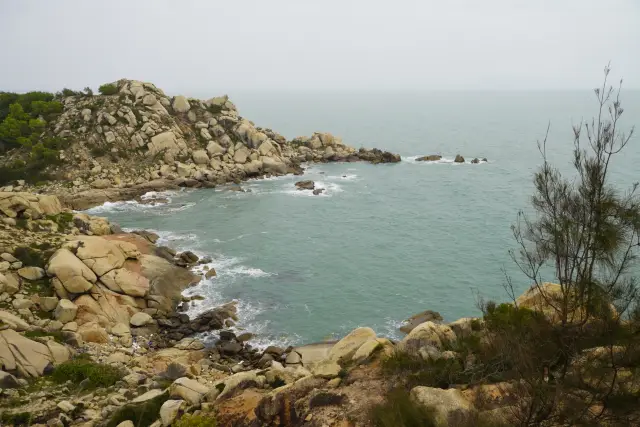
[0,81,632,427]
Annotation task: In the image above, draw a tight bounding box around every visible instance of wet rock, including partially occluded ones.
[454,154,465,163]
[176,251,199,266]
[295,180,315,190]
[416,155,442,162]
[312,188,325,195]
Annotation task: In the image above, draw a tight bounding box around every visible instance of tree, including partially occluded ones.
[83,86,94,97]
[495,65,640,425]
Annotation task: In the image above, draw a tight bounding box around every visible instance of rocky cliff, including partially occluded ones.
[0,79,400,209]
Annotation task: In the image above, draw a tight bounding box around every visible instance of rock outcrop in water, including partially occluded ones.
[0,79,400,210]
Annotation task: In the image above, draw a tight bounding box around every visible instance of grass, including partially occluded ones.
[174,414,218,427]
[369,388,436,427]
[51,357,124,389]
[382,350,466,389]
[0,411,33,427]
[22,277,54,297]
[45,212,73,232]
[24,330,64,343]
[106,392,169,427]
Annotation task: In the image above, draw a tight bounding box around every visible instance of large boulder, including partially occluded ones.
[160,399,184,426]
[0,192,62,219]
[67,237,126,277]
[169,377,210,405]
[454,154,465,163]
[192,149,210,165]
[140,254,199,312]
[73,213,112,236]
[130,312,153,327]
[233,147,250,164]
[258,140,275,156]
[148,131,182,156]
[400,310,443,334]
[216,371,266,400]
[74,284,135,330]
[328,327,377,364]
[172,96,191,113]
[399,321,456,354]
[54,299,78,323]
[411,386,475,426]
[0,329,53,378]
[100,268,150,297]
[515,282,615,324]
[0,310,29,331]
[262,157,287,175]
[0,272,20,295]
[206,141,225,156]
[17,266,45,281]
[46,248,97,294]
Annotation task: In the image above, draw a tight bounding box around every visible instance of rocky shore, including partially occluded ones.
[0,79,400,211]
[1,80,625,427]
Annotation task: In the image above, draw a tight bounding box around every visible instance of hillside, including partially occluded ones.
[0,80,399,209]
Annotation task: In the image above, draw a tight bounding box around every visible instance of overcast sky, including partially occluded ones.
[1,0,638,94]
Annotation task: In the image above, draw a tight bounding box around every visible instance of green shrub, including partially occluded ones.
[89,144,108,157]
[369,388,436,427]
[46,212,73,231]
[61,88,83,97]
[83,87,94,97]
[107,392,169,427]
[0,411,33,426]
[98,83,119,96]
[24,329,64,343]
[174,414,218,427]
[52,357,124,388]
[382,351,465,388]
[13,246,46,268]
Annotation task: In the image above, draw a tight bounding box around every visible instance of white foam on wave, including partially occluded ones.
[403,155,488,165]
[281,180,344,197]
[84,190,188,215]
[327,173,359,181]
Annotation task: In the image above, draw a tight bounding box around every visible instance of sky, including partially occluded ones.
[1,0,639,94]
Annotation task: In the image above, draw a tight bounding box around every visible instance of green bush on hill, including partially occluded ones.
[51,357,124,388]
[98,83,118,95]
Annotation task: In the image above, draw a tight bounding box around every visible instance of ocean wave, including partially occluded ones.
[84,190,186,215]
[327,173,359,181]
[280,180,344,197]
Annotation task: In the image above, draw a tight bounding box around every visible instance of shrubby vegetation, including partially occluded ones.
[376,66,640,426]
[107,392,169,427]
[0,90,69,184]
[174,414,218,427]
[99,83,118,95]
[52,355,124,389]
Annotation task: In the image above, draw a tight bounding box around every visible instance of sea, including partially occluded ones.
[86,90,640,348]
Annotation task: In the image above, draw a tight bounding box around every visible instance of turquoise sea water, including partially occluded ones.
[88,90,640,347]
